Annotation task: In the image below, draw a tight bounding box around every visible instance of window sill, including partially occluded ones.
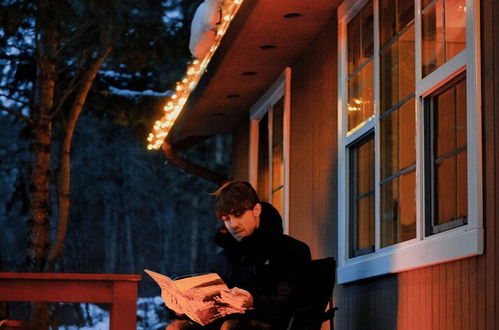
[337,226,483,284]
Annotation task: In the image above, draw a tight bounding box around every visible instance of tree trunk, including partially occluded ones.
[45,46,112,272]
[28,3,58,328]
[28,0,58,274]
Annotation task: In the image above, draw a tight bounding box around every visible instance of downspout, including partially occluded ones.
[162,140,227,186]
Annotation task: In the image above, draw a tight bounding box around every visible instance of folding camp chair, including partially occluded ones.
[287,257,338,330]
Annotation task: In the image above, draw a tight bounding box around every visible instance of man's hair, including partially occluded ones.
[213,181,259,219]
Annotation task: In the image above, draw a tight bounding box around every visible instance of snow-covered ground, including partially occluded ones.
[55,297,169,330]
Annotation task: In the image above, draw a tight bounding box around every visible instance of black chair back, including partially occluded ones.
[287,257,337,330]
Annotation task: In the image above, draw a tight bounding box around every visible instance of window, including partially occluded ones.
[250,68,291,233]
[337,0,482,283]
[349,133,375,257]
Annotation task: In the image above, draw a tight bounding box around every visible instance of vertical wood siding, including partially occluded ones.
[231,121,250,181]
[288,14,338,260]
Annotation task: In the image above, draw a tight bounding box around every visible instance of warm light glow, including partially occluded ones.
[147,0,244,150]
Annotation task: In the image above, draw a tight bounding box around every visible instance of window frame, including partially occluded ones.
[249,67,291,234]
[337,0,483,284]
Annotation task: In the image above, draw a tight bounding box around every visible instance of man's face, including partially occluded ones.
[222,203,261,242]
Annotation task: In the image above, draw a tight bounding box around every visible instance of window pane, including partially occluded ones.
[257,114,269,201]
[398,0,414,30]
[361,0,374,60]
[399,98,416,170]
[445,0,466,61]
[399,170,416,242]
[380,27,415,114]
[272,98,284,147]
[357,136,375,195]
[436,156,457,224]
[347,61,374,131]
[380,41,399,112]
[435,77,466,157]
[348,0,373,74]
[272,187,284,218]
[272,143,283,191]
[381,110,398,179]
[398,26,415,100]
[272,99,284,191]
[348,14,361,75]
[356,195,375,252]
[426,74,467,233]
[381,177,398,248]
[380,170,416,248]
[422,1,444,77]
[422,0,466,77]
[349,135,375,257]
[379,0,396,48]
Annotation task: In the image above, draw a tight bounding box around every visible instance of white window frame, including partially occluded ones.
[249,67,291,234]
[337,0,483,283]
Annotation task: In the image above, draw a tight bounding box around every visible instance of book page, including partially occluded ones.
[145,269,248,326]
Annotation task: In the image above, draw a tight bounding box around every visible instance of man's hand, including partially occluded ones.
[218,287,254,309]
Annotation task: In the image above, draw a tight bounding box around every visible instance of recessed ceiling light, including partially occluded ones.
[226,94,241,99]
[283,13,302,19]
[260,45,276,50]
[242,71,257,76]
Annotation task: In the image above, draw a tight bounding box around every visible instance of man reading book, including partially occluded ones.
[167,181,311,329]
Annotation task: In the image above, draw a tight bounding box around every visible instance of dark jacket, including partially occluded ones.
[214,202,311,327]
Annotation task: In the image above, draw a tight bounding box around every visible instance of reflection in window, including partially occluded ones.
[271,98,284,215]
[257,97,285,215]
[347,61,374,130]
[348,0,374,74]
[422,0,466,77]
[380,99,416,247]
[347,0,374,132]
[379,0,414,49]
[349,134,375,257]
[380,26,415,113]
[425,73,467,234]
[257,114,269,202]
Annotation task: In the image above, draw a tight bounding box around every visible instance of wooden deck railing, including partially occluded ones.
[0,272,141,330]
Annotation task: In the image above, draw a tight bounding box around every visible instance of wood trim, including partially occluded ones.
[0,272,140,330]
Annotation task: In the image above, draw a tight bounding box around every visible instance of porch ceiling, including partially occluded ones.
[167,0,340,148]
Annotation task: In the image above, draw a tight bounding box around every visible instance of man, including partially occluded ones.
[167,181,311,329]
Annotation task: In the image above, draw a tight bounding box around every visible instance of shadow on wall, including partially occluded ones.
[335,274,398,330]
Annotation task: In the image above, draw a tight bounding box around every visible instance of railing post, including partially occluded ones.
[110,280,138,330]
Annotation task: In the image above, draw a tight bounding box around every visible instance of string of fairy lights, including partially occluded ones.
[147,0,244,150]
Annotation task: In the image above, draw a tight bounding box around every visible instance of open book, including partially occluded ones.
[145,269,249,326]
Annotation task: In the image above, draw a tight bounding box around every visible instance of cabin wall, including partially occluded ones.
[288,14,338,260]
[227,0,498,328]
[231,119,250,182]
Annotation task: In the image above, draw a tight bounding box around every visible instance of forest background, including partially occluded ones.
[0,0,231,325]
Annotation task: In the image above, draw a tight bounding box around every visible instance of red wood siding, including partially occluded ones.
[288,13,338,260]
